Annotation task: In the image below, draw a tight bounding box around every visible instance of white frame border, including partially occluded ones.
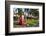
[9,5,43,33]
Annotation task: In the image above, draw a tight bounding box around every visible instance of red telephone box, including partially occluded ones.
[19,15,26,25]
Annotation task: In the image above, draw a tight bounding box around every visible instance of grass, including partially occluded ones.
[26,19,39,27]
[14,18,39,27]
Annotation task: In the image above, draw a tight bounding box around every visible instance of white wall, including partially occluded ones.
[0,0,46,36]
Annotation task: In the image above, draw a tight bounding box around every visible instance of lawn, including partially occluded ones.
[26,18,39,27]
[13,18,39,27]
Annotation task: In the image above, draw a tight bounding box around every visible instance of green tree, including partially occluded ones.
[17,8,24,15]
[31,9,39,17]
